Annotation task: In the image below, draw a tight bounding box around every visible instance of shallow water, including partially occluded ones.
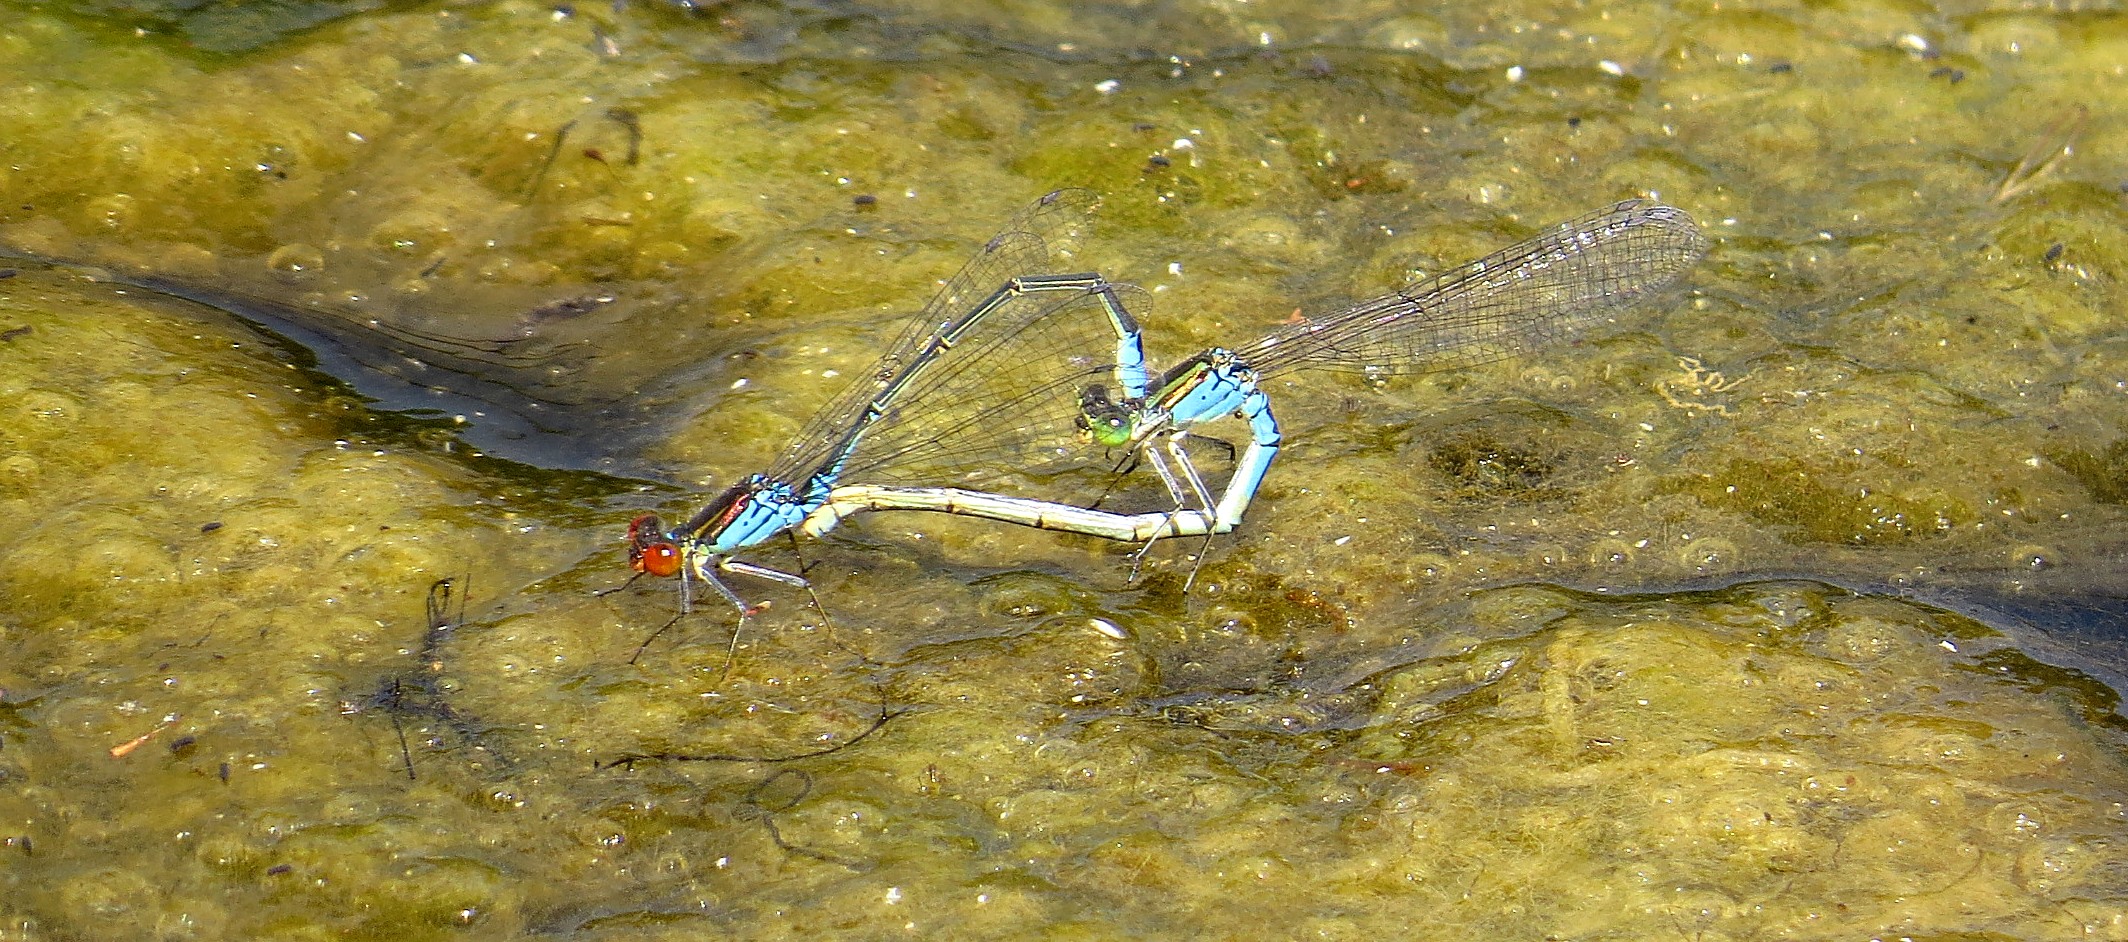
[3,1,2127,938]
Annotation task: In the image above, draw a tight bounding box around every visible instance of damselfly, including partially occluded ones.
[622,189,1154,624]
[814,199,1708,559]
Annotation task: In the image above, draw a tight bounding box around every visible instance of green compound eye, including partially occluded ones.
[1083,410,1133,448]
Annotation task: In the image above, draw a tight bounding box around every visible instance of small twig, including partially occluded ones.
[596,693,904,769]
[109,715,179,759]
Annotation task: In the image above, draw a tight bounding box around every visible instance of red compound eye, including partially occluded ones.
[634,540,682,578]
[625,515,682,578]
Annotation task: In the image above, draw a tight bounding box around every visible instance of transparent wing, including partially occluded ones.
[843,284,1151,495]
[1245,200,1707,376]
[765,188,1103,482]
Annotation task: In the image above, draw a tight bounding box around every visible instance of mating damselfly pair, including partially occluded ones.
[620,189,1708,627]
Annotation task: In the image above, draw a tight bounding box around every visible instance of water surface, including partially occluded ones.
[3,0,2126,937]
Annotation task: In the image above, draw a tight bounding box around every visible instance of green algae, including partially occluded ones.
[2051,435,2128,506]
[1663,455,1976,546]
[3,0,2128,939]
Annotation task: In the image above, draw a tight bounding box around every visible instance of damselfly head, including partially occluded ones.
[1075,384,1135,448]
[626,513,683,579]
